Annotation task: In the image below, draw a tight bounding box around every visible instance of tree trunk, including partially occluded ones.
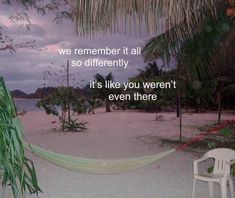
[176,93,180,117]
[66,60,71,123]
[105,100,111,112]
[179,95,182,142]
[217,79,224,124]
[61,108,66,131]
[218,90,222,124]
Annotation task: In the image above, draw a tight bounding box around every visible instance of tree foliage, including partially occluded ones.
[0,77,41,197]
[37,87,87,132]
[93,72,114,112]
[38,62,87,132]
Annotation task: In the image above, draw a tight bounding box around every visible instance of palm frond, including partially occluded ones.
[105,72,113,81]
[141,31,176,63]
[74,0,224,38]
[142,11,233,81]
[94,73,106,83]
[0,77,41,197]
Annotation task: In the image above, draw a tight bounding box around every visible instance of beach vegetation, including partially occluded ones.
[38,61,87,132]
[87,98,104,114]
[0,77,41,197]
[93,72,114,112]
[37,87,87,132]
[142,6,235,122]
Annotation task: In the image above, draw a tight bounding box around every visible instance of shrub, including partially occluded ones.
[37,87,87,132]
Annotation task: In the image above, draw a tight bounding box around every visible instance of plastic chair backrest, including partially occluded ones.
[204,148,235,175]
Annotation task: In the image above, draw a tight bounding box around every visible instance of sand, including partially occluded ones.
[1,110,235,198]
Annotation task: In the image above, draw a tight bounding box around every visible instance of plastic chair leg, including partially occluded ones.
[209,181,214,197]
[220,180,227,198]
[192,179,196,198]
[229,178,234,198]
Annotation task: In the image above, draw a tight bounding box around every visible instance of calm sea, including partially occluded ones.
[14,99,42,112]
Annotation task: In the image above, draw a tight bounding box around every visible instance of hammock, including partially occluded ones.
[23,119,234,174]
[24,143,175,174]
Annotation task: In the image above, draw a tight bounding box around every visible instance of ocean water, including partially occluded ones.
[14,99,42,112]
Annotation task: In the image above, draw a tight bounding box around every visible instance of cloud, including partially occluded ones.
[0,2,151,94]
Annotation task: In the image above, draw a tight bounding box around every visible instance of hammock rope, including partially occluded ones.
[176,120,235,151]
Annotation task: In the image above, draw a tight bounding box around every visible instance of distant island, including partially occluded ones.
[11,86,92,99]
[11,87,58,99]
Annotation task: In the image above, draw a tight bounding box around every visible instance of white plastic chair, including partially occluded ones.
[192,148,235,198]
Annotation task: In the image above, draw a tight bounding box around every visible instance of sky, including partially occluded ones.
[0,2,158,93]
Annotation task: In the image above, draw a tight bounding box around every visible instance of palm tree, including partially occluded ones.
[137,61,162,80]
[94,73,114,112]
[73,1,229,38]
[142,9,235,120]
[212,21,235,123]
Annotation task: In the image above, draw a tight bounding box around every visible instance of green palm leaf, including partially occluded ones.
[0,77,41,197]
[142,11,232,81]
[74,0,224,38]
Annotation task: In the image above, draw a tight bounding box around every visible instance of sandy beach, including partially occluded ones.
[2,110,234,198]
